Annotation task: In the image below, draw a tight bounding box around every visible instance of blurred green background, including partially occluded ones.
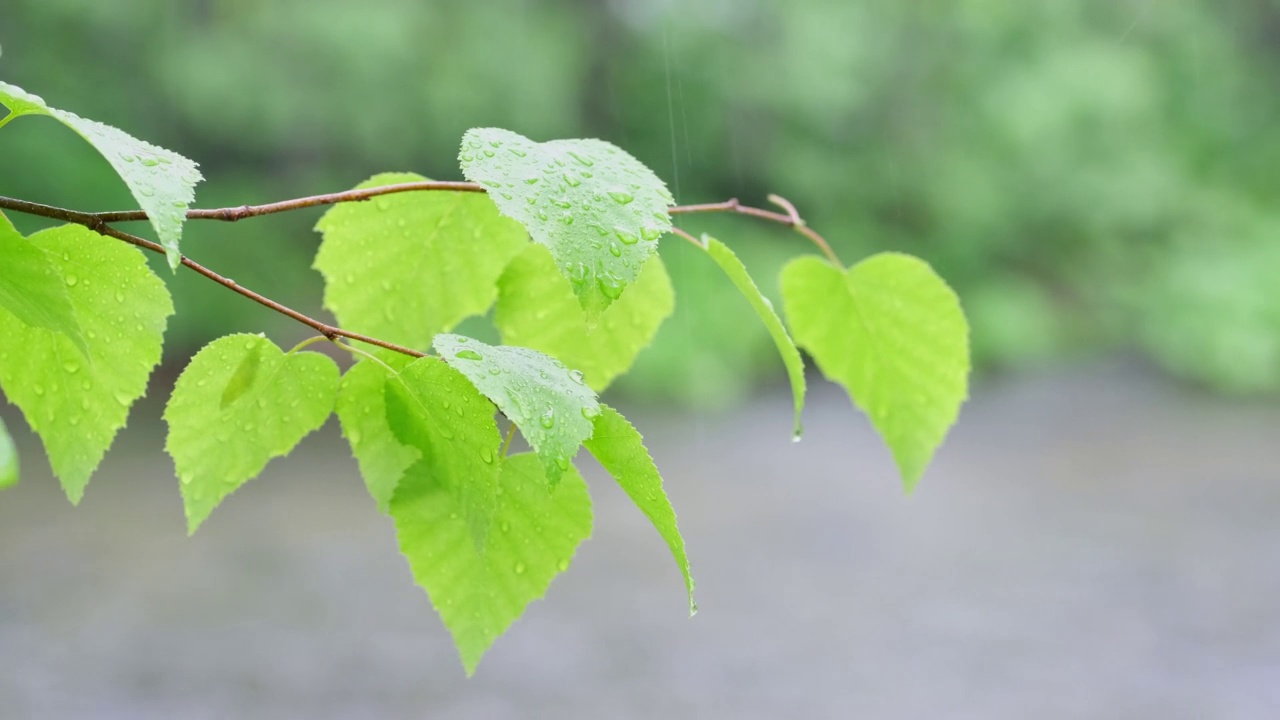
[2,0,1278,406]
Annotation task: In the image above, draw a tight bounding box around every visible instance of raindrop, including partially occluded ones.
[597,272,624,299]
[456,349,483,361]
[608,191,634,205]
[563,173,581,188]
[539,409,556,429]
[608,242,622,257]
[614,228,639,245]
[640,226,662,241]
[140,156,160,167]
[514,562,527,575]
[64,274,78,287]
[568,369,585,385]
[557,558,570,572]
[567,262,588,286]
[568,151,594,167]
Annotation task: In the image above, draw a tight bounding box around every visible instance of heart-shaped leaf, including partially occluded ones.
[434,334,599,487]
[458,128,673,319]
[391,452,592,676]
[0,224,172,503]
[494,244,674,392]
[165,334,340,532]
[780,253,969,490]
[314,172,528,351]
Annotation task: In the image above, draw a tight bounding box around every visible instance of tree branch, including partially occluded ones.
[0,183,841,361]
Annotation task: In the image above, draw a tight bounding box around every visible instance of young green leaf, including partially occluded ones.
[703,236,806,438]
[584,405,695,614]
[494,244,674,392]
[391,452,592,676]
[780,253,970,490]
[0,213,86,356]
[433,333,599,487]
[0,417,17,490]
[383,357,503,547]
[0,82,202,268]
[165,334,340,533]
[458,128,673,319]
[313,173,528,351]
[334,355,417,513]
[0,224,172,503]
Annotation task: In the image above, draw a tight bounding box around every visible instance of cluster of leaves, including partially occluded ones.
[0,82,970,673]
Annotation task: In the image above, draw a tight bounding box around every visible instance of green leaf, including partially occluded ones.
[165,334,339,533]
[313,172,528,351]
[0,213,86,356]
[458,128,673,319]
[433,333,599,486]
[0,417,17,491]
[383,357,502,547]
[334,354,417,513]
[391,452,592,675]
[0,81,202,268]
[0,224,172,503]
[494,244,674,392]
[704,236,806,438]
[584,405,695,614]
[780,253,970,490]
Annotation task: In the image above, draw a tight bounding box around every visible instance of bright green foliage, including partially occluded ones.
[458,128,673,319]
[704,236,806,438]
[334,354,416,512]
[0,417,16,490]
[0,224,172,503]
[494,244,674,392]
[165,334,340,533]
[313,173,528,351]
[0,214,86,356]
[585,405,695,614]
[0,81,202,269]
[781,254,970,490]
[434,333,599,487]
[383,358,503,548]
[390,452,592,676]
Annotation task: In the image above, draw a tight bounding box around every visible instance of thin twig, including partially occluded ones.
[670,195,842,265]
[669,226,705,249]
[92,181,486,223]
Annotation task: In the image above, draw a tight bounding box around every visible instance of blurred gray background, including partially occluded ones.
[3,0,1280,717]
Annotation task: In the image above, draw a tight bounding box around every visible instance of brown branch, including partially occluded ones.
[92,181,486,223]
[0,182,840,360]
[0,196,425,359]
[83,184,841,264]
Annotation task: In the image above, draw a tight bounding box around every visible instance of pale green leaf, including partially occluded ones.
[494,244,673,392]
[0,81,202,268]
[704,236,806,438]
[383,357,502,547]
[780,253,970,490]
[434,333,598,486]
[165,334,339,532]
[459,128,673,319]
[391,452,592,675]
[0,224,172,503]
[0,417,16,490]
[584,404,695,614]
[334,354,416,513]
[314,172,528,351]
[0,213,86,356]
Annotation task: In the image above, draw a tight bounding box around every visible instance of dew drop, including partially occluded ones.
[568,369,585,385]
[614,228,639,245]
[640,226,662,241]
[62,361,80,374]
[597,272,624,299]
[539,409,556,429]
[140,156,161,167]
[456,349,483,361]
[563,172,581,188]
[608,242,622,257]
[567,262,588,286]
[64,274,78,287]
[568,151,594,167]
[608,191,634,205]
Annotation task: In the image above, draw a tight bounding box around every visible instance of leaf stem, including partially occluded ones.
[501,423,517,458]
[286,335,330,355]
[332,339,405,376]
